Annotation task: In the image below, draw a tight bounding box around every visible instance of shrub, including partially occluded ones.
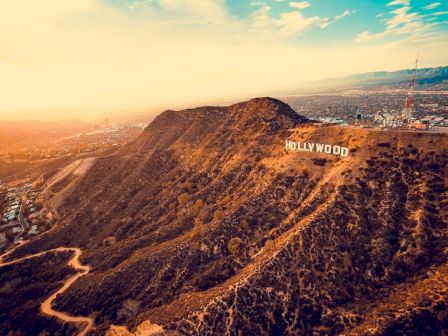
[217,195,231,207]
[213,210,223,221]
[312,158,327,166]
[192,199,204,210]
[178,193,189,204]
[161,189,170,198]
[230,200,240,211]
[264,239,275,251]
[228,237,243,257]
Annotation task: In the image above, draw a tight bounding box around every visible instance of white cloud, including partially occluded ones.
[355,30,388,42]
[355,1,440,43]
[386,0,410,6]
[250,1,266,6]
[274,11,328,35]
[388,6,416,28]
[423,2,441,10]
[157,0,229,24]
[259,5,354,36]
[289,1,310,9]
[433,11,448,15]
[0,0,446,120]
[334,9,356,21]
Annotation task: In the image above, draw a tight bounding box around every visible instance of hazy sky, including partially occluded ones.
[1,0,447,121]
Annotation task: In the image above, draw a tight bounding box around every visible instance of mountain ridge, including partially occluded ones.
[4,98,447,336]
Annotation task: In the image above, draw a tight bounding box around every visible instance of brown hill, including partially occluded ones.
[7,97,448,335]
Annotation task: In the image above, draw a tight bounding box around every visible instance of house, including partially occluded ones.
[28,225,38,236]
[12,226,23,235]
[0,233,6,246]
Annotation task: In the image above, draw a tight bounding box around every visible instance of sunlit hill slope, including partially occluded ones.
[9,98,447,336]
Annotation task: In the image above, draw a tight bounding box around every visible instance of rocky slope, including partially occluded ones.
[7,97,448,335]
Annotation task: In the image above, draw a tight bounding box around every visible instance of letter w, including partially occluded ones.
[316,143,324,153]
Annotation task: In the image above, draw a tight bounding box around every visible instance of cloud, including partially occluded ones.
[334,9,356,21]
[259,5,354,36]
[386,0,410,6]
[355,31,388,42]
[274,11,328,35]
[250,1,266,6]
[289,1,310,9]
[433,11,448,16]
[423,2,441,10]
[0,0,446,120]
[156,0,230,24]
[355,1,441,43]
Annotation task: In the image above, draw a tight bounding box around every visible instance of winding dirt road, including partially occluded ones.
[0,244,94,336]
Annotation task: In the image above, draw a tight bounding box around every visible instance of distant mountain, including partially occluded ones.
[5,98,448,336]
[297,66,448,91]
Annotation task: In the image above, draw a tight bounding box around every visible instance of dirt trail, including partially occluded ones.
[241,154,355,279]
[0,245,93,336]
[145,155,358,323]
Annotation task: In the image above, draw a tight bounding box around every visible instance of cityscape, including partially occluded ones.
[282,90,448,131]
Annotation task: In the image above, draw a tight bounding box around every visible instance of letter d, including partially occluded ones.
[340,147,349,157]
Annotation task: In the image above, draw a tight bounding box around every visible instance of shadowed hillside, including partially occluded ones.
[6,98,447,335]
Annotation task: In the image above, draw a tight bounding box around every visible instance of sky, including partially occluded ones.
[0,0,447,121]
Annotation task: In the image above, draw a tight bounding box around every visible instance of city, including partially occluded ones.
[281,90,448,131]
[0,182,50,247]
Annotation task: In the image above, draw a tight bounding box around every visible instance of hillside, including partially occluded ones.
[5,97,448,335]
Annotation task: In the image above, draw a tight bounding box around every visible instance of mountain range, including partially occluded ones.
[294,66,448,92]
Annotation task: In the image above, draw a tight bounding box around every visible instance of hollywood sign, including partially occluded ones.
[285,140,349,157]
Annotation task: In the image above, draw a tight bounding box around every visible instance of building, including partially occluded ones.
[27,225,38,236]
[0,233,6,247]
[411,122,429,130]
[12,226,23,235]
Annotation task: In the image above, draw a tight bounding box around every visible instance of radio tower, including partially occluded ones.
[402,53,419,122]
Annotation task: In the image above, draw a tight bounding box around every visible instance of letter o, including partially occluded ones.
[324,144,332,154]
[333,145,341,155]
